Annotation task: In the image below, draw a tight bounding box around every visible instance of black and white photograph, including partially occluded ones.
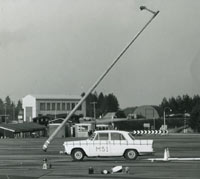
[0,0,200,178]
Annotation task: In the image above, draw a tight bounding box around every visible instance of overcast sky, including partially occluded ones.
[0,0,200,108]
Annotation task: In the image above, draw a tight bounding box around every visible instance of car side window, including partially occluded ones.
[94,133,109,140]
[111,133,125,140]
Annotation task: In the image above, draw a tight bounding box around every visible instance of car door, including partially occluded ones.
[89,132,111,156]
[110,132,127,156]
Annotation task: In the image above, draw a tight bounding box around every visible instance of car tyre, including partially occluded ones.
[124,149,138,160]
[71,149,85,161]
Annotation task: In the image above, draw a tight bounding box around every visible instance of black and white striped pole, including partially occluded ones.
[42,6,160,151]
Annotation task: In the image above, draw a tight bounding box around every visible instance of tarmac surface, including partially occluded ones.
[0,134,200,179]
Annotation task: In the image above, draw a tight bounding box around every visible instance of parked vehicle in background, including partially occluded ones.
[63,130,154,161]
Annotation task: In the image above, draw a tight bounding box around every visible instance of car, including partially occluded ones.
[63,130,154,161]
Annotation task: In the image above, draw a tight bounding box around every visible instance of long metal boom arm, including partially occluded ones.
[42,9,159,151]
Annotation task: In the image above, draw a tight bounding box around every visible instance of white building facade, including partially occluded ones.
[22,94,86,122]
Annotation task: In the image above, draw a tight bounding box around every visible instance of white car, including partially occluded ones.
[63,130,154,161]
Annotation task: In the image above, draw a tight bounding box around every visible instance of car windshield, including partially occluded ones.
[128,132,135,140]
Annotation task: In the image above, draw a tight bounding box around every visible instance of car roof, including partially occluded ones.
[94,130,128,134]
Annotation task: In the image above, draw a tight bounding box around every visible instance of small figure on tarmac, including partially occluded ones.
[42,158,48,170]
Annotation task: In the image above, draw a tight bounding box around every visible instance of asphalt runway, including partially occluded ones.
[0,134,200,179]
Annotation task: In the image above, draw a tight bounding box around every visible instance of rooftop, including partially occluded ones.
[25,94,81,100]
[0,123,46,133]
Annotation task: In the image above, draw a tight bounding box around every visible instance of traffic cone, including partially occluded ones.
[42,161,48,169]
[42,158,48,170]
[111,166,123,174]
[167,148,170,158]
[163,148,168,161]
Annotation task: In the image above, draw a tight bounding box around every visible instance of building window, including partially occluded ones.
[71,103,75,109]
[47,103,51,111]
[57,103,60,111]
[77,103,82,111]
[67,103,70,110]
[40,103,45,111]
[52,103,55,110]
[62,103,65,111]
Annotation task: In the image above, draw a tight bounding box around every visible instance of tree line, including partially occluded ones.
[159,94,200,114]
[85,92,200,132]
[0,96,22,122]
[159,94,200,132]
[85,92,120,118]
[0,93,200,132]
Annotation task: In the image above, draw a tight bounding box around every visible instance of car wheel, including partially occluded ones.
[71,149,85,161]
[124,149,138,160]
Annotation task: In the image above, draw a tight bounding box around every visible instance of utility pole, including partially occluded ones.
[184,110,187,133]
[13,105,15,121]
[42,6,160,151]
[90,102,97,128]
[163,107,172,130]
[4,102,7,124]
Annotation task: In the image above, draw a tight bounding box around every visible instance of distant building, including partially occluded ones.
[48,118,71,138]
[102,112,117,119]
[0,115,9,124]
[0,122,46,138]
[132,105,160,119]
[22,94,86,122]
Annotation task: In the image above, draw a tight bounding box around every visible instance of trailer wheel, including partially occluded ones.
[71,149,85,161]
[124,149,138,160]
